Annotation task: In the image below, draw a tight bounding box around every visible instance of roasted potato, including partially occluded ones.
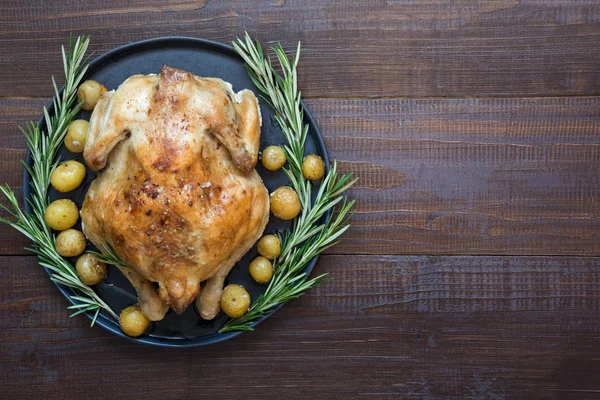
[270,186,301,220]
[75,253,107,285]
[44,199,79,231]
[119,305,150,337]
[50,161,86,193]
[77,80,108,111]
[302,154,325,181]
[257,234,281,260]
[220,284,250,318]
[65,119,89,153]
[55,229,86,257]
[249,256,273,284]
[261,146,286,171]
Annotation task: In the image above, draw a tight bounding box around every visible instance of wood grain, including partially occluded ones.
[0,0,599,98]
[1,97,599,256]
[312,97,600,256]
[1,255,599,399]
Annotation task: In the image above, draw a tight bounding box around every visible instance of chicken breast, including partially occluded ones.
[81,65,269,320]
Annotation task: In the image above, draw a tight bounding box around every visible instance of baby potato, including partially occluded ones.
[119,305,150,337]
[257,234,281,260]
[302,154,325,181]
[220,284,251,318]
[65,119,89,153]
[55,229,86,257]
[270,186,301,220]
[249,256,273,284]
[76,253,107,285]
[50,161,86,193]
[77,80,108,111]
[261,146,286,171]
[45,199,79,231]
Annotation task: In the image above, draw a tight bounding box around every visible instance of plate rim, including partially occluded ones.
[22,36,330,348]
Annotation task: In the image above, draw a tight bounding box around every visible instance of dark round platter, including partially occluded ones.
[23,37,329,347]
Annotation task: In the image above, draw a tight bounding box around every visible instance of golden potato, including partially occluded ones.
[65,119,89,153]
[257,234,281,260]
[45,199,79,231]
[77,80,108,111]
[270,186,301,220]
[119,305,150,337]
[261,146,286,171]
[76,253,107,285]
[50,161,86,193]
[302,154,325,181]
[220,284,251,318]
[249,256,273,284]
[55,229,86,257]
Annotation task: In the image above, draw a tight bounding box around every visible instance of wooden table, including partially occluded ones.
[1,1,599,398]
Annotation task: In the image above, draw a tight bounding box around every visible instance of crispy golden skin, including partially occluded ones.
[81,66,269,320]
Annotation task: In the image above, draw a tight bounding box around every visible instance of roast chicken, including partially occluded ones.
[81,65,270,321]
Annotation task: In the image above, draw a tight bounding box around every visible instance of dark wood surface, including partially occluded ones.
[1,1,599,399]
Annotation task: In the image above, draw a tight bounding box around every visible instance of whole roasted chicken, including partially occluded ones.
[81,66,269,321]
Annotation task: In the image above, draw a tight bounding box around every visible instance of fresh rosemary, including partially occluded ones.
[0,36,118,324]
[220,33,356,332]
[90,243,134,270]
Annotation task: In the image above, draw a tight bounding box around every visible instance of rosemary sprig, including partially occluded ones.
[221,33,356,332]
[90,243,134,270]
[0,35,118,324]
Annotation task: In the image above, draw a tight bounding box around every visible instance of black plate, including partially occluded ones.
[23,37,329,347]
